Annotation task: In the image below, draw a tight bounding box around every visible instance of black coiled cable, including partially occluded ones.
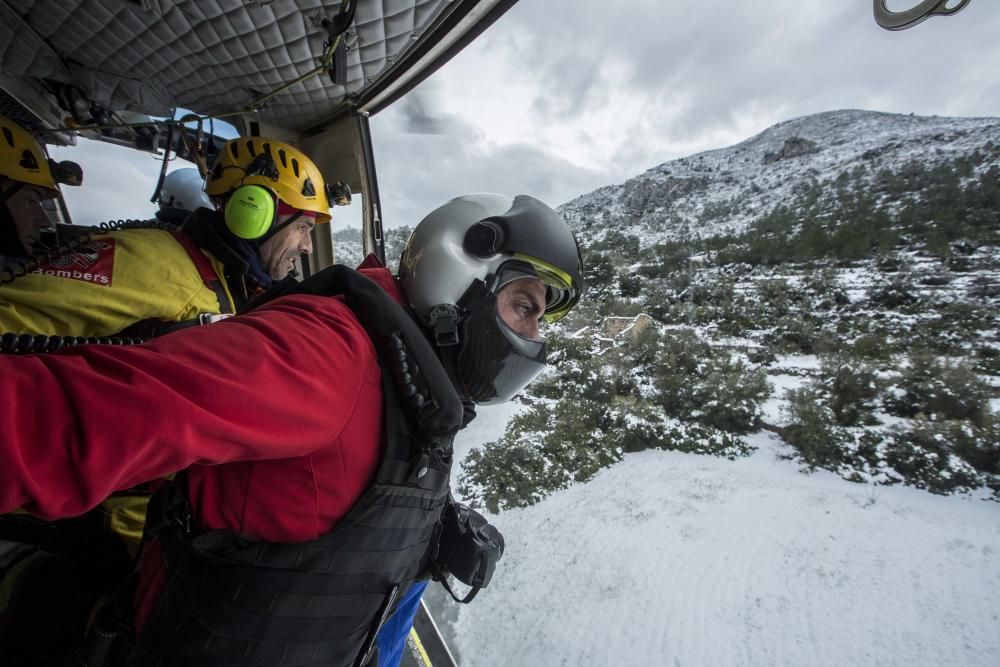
[98,219,177,232]
[0,332,145,354]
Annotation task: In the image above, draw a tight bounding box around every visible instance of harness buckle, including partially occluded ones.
[198,313,234,325]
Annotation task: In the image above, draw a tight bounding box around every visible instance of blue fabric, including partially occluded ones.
[229,235,272,287]
[376,580,428,667]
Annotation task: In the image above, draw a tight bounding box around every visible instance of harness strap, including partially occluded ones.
[169,231,233,314]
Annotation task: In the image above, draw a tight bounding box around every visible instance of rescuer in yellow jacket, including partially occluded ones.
[0,130,337,558]
[0,129,335,339]
[0,114,82,258]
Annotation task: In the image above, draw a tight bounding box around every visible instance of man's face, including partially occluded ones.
[496,277,547,340]
[3,182,54,252]
[259,211,315,280]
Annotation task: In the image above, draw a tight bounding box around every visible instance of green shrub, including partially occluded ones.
[649,331,771,433]
[654,421,754,459]
[819,355,880,426]
[886,352,992,425]
[975,346,1000,376]
[851,332,894,360]
[691,357,771,433]
[948,413,1000,475]
[619,273,643,298]
[870,274,919,308]
[803,268,850,309]
[458,394,755,512]
[754,278,794,317]
[747,346,777,366]
[782,386,846,469]
[458,398,618,512]
[766,315,836,354]
[649,328,710,418]
[884,418,984,494]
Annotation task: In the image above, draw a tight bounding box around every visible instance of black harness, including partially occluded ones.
[127,266,465,667]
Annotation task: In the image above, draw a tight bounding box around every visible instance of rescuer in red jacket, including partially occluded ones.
[0,193,584,666]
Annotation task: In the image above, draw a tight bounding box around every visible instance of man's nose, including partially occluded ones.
[300,233,313,255]
[524,320,540,340]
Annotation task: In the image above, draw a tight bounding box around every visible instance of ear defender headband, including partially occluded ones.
[224,184,276,239]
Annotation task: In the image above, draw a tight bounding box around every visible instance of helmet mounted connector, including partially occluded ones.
[429,304,460,347]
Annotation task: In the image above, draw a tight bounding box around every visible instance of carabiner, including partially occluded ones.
[874,0,972,31]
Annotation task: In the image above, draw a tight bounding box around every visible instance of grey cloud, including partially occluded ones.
[371,107,604,227]
[55,2,1000,242]
[477,0,1000,190]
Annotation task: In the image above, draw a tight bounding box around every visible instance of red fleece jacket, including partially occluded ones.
[0,266,404,629]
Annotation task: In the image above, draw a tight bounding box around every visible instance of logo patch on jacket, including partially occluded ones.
[34,239,115,286]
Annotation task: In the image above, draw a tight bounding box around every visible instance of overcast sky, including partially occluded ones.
[53,0,1000,233]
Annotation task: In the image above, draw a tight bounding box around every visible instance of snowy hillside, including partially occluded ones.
[430,108,1000,666]
[448,440,1000,666]
[559,109,1000,245]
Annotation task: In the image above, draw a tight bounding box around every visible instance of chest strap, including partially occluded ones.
[169,231,233,314]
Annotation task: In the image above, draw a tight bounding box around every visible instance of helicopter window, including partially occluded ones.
[246,141,256,157]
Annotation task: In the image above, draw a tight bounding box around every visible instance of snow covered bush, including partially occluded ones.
[458,327,760,511]
[691,357,770,433]
[883,417,989,495]
[803,267,849,310]
[886,352,992,425]
[649,329,770,433]
[818,355,880,426]
[782,386,847,469]
[870,273,919,309]
[458,398,754,512]
[766,314,835,354]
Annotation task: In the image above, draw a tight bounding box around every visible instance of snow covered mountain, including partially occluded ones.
[559,109,1000,245]
[428,109,1000,667]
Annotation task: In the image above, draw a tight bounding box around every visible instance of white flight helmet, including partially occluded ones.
[399,193,584,404]
[159,168,214,212]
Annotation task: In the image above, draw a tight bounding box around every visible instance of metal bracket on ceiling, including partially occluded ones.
[873,0,972,31]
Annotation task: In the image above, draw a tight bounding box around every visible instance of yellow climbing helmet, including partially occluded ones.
[0,114,57,193]
[206,137,331,224]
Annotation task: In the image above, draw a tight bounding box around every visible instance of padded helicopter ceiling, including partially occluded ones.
[0,0,461,131]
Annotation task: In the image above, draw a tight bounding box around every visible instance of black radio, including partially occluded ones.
[431,497,505,603]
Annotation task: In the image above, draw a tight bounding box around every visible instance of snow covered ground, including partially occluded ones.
[446,432,1000,666]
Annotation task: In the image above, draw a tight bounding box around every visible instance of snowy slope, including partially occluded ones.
[559,109,1000,246]
[447,436,1000,666]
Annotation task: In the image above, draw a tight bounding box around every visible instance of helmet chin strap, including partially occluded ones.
[259,208,304,244]
[425,284,482,401]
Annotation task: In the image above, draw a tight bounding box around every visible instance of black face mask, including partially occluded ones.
[455,283,546,404]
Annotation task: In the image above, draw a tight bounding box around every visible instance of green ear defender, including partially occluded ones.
[224,184,276,239]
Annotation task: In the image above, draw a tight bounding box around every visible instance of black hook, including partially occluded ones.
[873,0,972,31]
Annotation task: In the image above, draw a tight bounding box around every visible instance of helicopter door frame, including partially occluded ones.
[357,112,385,266]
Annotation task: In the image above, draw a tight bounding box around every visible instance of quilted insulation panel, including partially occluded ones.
[0,0,456,131]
